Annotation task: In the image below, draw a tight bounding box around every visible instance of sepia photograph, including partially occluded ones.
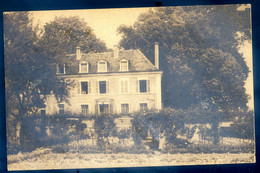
[4,5,255,170]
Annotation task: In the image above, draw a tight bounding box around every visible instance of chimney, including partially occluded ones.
[76,46,81,60]
[113,45,119,58]
[154,42,159,69]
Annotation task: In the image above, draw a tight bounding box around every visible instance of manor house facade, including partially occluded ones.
[43,43,163,115]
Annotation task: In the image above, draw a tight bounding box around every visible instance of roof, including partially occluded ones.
[64,49,158,75]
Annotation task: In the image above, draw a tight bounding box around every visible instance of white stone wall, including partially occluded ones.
[45,71,162,115]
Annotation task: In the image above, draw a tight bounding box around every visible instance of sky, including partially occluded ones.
[30,6,254,110]
[31,8,149,49]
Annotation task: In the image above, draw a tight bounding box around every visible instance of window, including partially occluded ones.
[140,103,148,112]
[58,104,64,115]
[99,104,109,115]
[139,80,147,93]
[98,61,107,72]
[81,82,88,94]
[138,80,150,93]
[57,64,65,74]
[120,80,128,93]
[81,105,89,115]
[80,62,89,73]
[120,60,128,71]
[121,104,129,114]
[99,81,107,94]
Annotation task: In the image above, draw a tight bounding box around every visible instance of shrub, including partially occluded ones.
[117,129,131,144]
[94,115,117,152]
[131,108,189,150]
[15,114,92,152]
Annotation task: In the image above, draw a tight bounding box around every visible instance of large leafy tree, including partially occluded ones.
[4,12,68,117]
[5,14,108,118]
[4,12,73,148]
[38,16,107,63]
[118,5,251,113]
[5,13,108,148]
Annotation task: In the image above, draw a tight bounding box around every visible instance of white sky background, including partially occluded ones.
[31,8,149,49]
[30,6,254,110]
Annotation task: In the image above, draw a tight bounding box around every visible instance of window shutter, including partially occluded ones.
[110,99,114,114]
[106,80,109,93]
[125,80,128,93]
[96,81,99,93]
[136,80,139,93]
[88,81,91,94]
[78,81,80,94]
[95,102,98,115]
[147,79,150,92]
[120,81,123,93]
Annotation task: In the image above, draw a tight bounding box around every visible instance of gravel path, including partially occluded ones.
[8,152,255,170]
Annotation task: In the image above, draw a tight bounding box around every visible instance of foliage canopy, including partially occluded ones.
[4,12,108,117]
[118,5,251,112]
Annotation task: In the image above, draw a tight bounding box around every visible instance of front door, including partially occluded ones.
[99,104,109,115]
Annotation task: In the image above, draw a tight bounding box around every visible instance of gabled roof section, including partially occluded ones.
[64,49,158,74]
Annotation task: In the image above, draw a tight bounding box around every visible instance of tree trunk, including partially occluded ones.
[16,121,22,145]
[212,121,220,145]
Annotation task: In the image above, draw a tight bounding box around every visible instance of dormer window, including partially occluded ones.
[79,62,89,73]
[98,60,107,72]
[57,64,66,74]
[120,59,129,71]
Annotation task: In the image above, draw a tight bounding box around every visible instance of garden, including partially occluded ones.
[7,108,255,170]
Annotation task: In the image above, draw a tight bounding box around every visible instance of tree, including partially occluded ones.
[4,13,108,148]
[5,13,109,117]
[4,12,69,148]
[4,12,68,117]
[118,5,252,145]
[38,16,107,64]
[118,5,250,111]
